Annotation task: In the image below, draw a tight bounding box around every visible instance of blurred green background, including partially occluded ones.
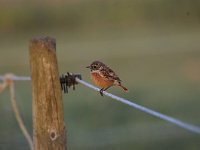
[0,0,200,149]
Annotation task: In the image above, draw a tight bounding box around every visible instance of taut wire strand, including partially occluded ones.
[1,74,200,135]
[75,78,200,135]
[0,75,31,81]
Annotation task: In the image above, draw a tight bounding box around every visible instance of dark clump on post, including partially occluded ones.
[29,36,66,150]
[60,72,82,93]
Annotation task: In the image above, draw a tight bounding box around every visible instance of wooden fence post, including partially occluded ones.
[29,37,66,150]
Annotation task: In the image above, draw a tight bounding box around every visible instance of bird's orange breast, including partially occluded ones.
[91,72,113,88]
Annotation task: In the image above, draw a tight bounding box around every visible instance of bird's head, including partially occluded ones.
[86,61,104,71]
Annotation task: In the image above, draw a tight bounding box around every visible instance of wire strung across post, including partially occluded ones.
[75,78,200,135]
[1,74,200,135]
[0,75,31,81]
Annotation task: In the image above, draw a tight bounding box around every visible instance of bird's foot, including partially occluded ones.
[99,88,104,96]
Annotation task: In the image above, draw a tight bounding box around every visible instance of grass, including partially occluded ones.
[1,1,200,149]
[0,27,200,150]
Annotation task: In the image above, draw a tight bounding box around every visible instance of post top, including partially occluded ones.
[30,36,56,52]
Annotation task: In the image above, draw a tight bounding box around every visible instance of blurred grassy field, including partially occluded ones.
[0,0,200,150]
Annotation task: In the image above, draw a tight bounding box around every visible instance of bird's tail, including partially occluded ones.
[119,85,128,92]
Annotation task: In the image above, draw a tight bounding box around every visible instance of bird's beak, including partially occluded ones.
[86,66,91,69]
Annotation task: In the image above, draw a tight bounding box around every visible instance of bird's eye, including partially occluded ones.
[93,65,97,69]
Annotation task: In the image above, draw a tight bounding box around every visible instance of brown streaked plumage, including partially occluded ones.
[86,61,128,96]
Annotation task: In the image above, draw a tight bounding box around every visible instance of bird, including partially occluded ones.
[86,60,128,96]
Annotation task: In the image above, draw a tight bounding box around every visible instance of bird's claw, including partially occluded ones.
[100,89,104,96]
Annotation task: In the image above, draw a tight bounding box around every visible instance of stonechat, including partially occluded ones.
[86,61,128,96]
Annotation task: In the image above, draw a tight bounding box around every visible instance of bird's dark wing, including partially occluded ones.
[99,66,121,82]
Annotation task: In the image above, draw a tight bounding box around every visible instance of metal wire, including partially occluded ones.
[76,78,200,135]
[0,75,31,81]
[1,75,200,135]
